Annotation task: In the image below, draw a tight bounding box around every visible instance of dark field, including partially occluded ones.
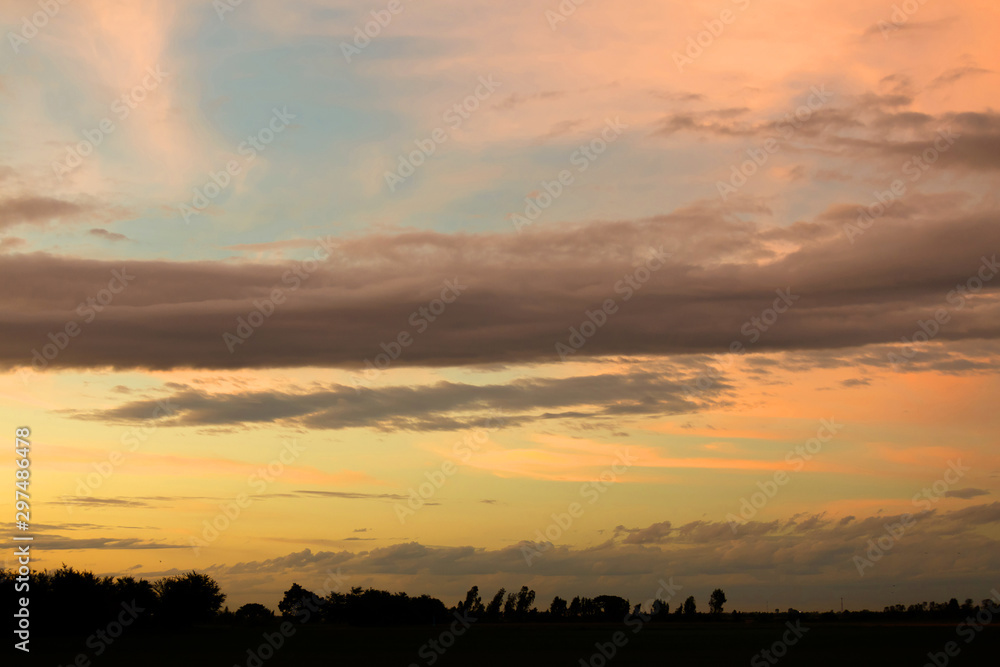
[26,622,1000,666]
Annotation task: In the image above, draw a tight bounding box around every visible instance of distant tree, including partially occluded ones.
[485,588,506,620]
[235,603,275,625]
[709,589,727,614]
[683,595,697,616]
[550,596,568,618]
[278,583,323,621]
[503,591,517,618]
[651,599,669,618]
[515,586,536,618]
[568,597,582,618]
[593,595,630,621]
[458,586,485,617]
[154,571,225,625]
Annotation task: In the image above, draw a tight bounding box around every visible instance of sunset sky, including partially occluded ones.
[1,0,999,612]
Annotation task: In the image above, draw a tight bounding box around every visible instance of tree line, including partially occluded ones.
[4,565,998,633]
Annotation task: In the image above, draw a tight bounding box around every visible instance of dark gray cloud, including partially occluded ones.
[944,488,991,500]
[59,496,152,508]
[657,93,1000,172]
[929,65,992,88]
[39,535,185,550]
[295,490,410,500]
[180,504,1000,611]
[862,20,946,39]
[64,371,707,430]
[88,228,130,242]
[0,195,997,372]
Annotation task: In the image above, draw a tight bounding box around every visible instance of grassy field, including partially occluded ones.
[24,621,1000,666]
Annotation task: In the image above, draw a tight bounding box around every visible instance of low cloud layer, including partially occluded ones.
[165,504,1000,611]
[1,198,998,372]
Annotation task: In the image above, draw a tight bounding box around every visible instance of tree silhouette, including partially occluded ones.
[514,586,536,618]
[568,596,582,618]
[235,603,275,625]
[549,596,568,618]
[503,591,517,618]
[593,595,630,621]
[485,588,506,621]
[278,583,323,621]
[709,588,727,614]
[153,571,225,626]
[651,599,669,619]
[458,585,485,617]
[683,595,697,616]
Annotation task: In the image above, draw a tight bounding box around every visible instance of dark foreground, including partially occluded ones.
[20,622,1000,666]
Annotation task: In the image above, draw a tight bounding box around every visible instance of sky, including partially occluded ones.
[1,0,999,613]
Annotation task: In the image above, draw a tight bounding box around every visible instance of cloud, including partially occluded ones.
[1,199,999,372]
[295,490,410,501]
[40,535,185,550]
[59,496,152,508]
[614,521,673,544]
[65,371,703,431]
[929,65,992,88]
[0,196,93,231]
[861,18,955,40]
[944,488,990,499]
[182,504,1000,611]
[88,228,130,242]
